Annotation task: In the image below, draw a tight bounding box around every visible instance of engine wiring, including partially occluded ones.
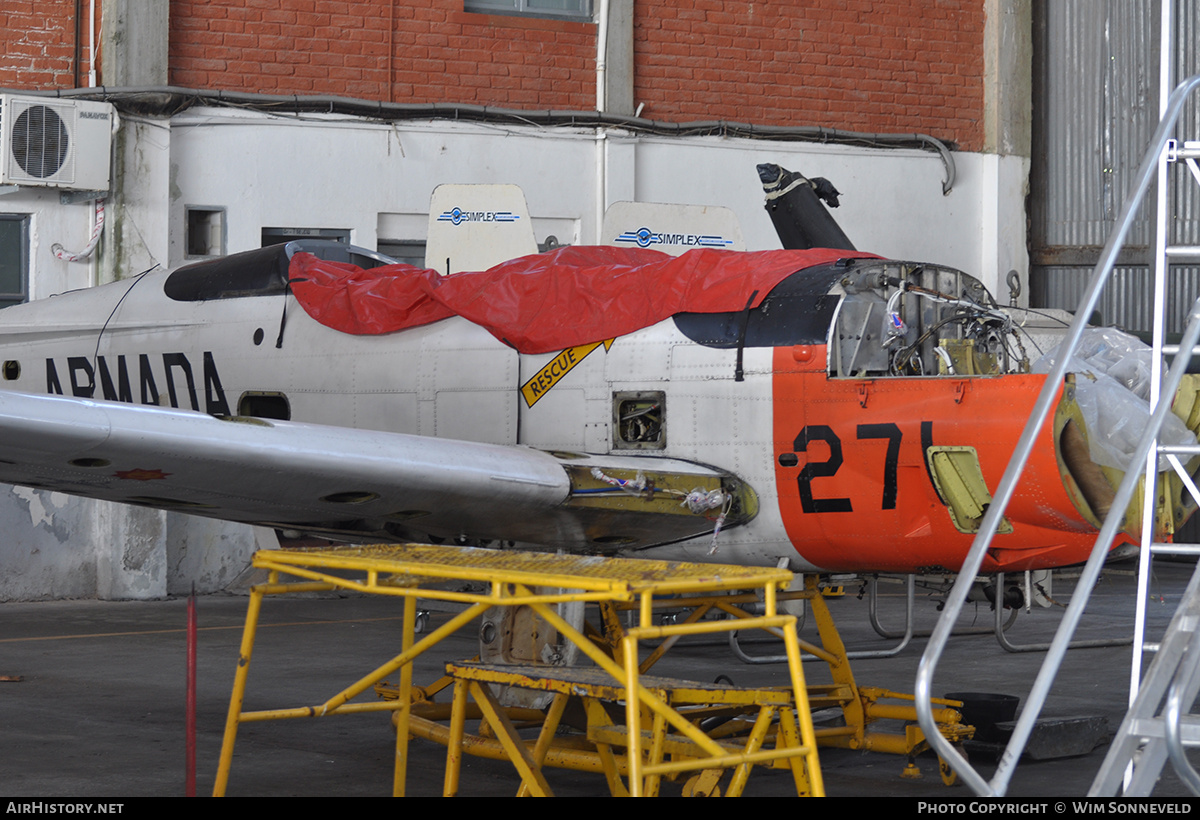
[585,467,732,553]
[881,278,1042,377]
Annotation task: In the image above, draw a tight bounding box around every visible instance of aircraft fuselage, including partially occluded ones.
[0,243,1117,573]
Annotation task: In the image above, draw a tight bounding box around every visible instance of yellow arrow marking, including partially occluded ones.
[521,339,614,408]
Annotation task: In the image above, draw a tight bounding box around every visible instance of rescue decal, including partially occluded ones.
[520,339,614,408]
[46,352,231,416]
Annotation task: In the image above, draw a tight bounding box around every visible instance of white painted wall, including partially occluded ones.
[0,107,1029,601]
[166,110,1026,298]
[101,116,173,285]
[0,190,97,300]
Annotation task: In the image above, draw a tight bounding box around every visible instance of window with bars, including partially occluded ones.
[464,0,592,21]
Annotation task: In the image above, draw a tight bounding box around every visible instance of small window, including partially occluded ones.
[0,214,30,308]
[186,207,226,258]
[465,0,592,21]
[377,240,427,268]
[261,227,351,247]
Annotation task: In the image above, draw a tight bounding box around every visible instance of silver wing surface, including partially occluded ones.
[0,391,754,550]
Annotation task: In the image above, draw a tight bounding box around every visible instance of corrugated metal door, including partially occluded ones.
[1031,0,1200,335]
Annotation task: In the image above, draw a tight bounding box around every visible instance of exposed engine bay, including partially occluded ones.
[829,260,1028,379]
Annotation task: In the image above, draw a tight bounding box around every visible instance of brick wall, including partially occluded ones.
[0,1,986,151]
[633,0,985,150]
[169,1,596,109]
[0,0,97,90]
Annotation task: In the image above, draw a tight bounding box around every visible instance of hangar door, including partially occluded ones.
[1030,0,1200,335]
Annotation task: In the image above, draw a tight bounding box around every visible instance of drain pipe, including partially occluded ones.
[594,129,607,244]
[88,0,97,88]
[596,0,610,114]
[594,0,611,243]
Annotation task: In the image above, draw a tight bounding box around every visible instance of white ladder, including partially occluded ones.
[1095,0,1200,784]
[1091,559,1200,794]
[1091,125,1200,793]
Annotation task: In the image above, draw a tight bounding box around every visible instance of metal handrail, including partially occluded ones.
[990,572,1132,653]
[915,73,1200,797]
[869,574,1017,641]
[729,575,917,663]
[1163,630,1200,795]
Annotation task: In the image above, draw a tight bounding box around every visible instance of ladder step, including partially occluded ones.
[1151,542,1200,556]
[1157,443,1200,455]
[1129,716,1200,744]
[1165,245,1200,257]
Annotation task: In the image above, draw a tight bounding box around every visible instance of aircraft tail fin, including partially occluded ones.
[601,201,746,255]
[425,183,539,274]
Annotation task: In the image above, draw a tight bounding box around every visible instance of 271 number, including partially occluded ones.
[779,423,901,513]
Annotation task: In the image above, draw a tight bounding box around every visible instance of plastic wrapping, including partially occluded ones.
[289,245,877,354]
[1034,327,1194,470]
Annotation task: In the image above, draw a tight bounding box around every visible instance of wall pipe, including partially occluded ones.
[4,85,958,194]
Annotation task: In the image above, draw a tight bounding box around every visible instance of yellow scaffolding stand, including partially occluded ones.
[211,543,823,797]
[435,661,818,797]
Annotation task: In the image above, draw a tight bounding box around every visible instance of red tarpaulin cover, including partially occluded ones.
[290,245,877,354]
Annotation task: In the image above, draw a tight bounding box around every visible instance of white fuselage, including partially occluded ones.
[0,269,797,568]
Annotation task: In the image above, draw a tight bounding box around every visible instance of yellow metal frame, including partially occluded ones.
[589,576,972,769]
[212,544,824,797]
[793,575,972,769]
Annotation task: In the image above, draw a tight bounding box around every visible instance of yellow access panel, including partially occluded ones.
[927,445,1014,534]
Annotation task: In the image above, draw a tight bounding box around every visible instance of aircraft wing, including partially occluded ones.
[0,391,753,550]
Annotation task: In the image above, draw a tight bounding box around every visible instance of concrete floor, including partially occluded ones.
[1,559,1197,798]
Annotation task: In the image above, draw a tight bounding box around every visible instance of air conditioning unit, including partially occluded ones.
[0,95,114,191]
